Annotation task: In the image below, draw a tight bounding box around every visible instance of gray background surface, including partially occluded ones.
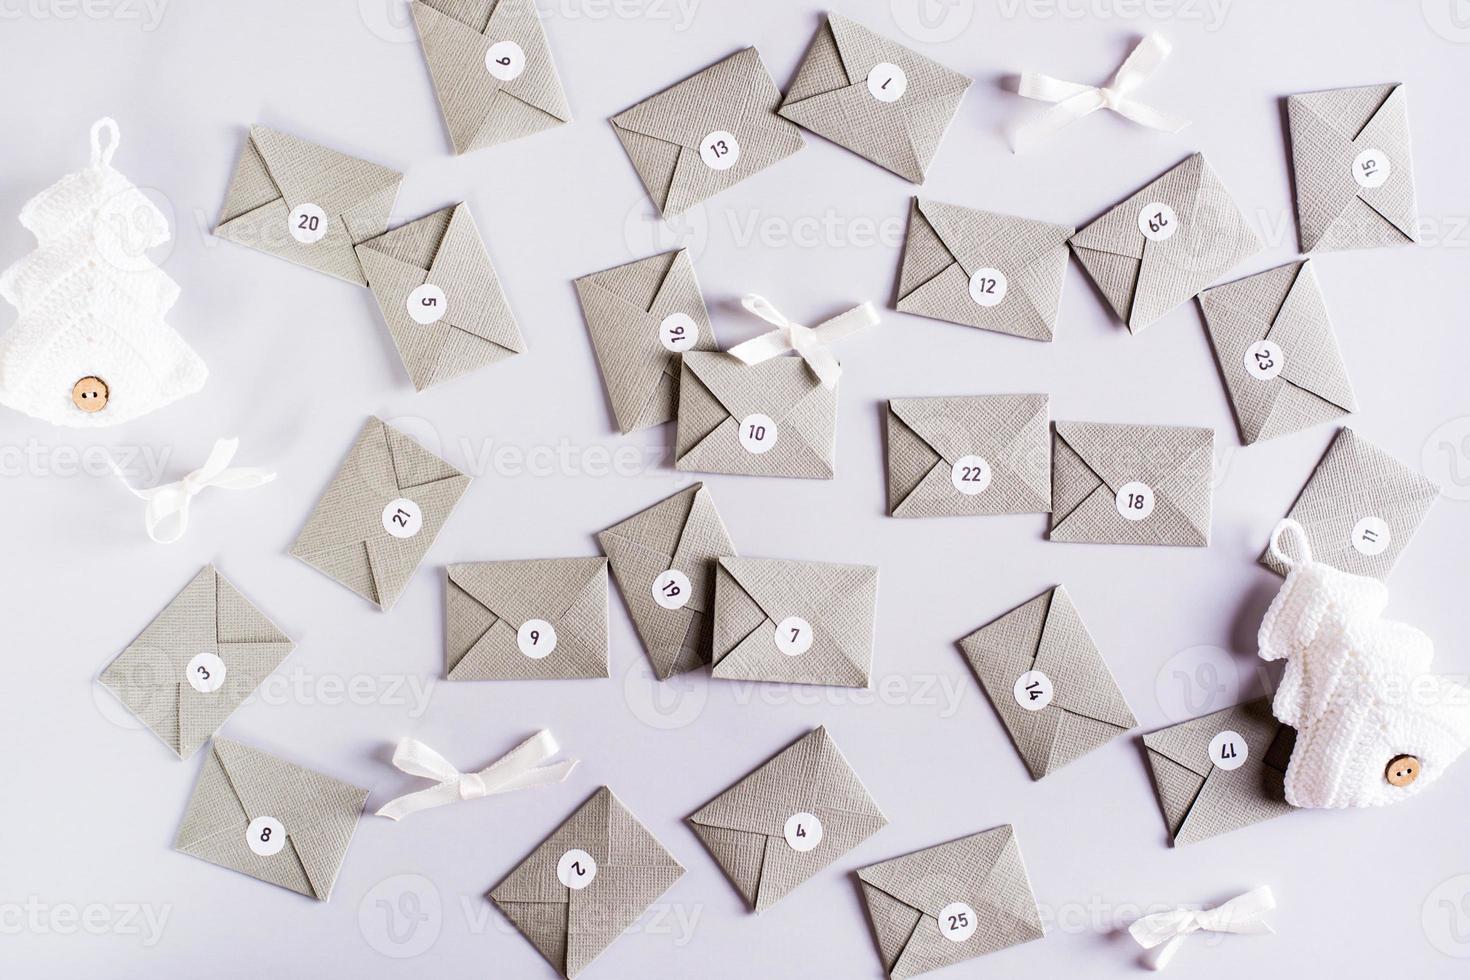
[3,0,1470,976]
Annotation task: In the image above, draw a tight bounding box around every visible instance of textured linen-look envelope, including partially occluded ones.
[412,0,572,155]
[886,394,1051,518]
[958,586,1135,779]
[777,14,971,183]
[356,202,524,391]
[857,826,1045,979]
[711,557,877,688]
[1069,153,1262,334]
[1288,83,1418,252]
[174,738,368,900]
[574,248,715,433]
[100,566,294,761]
[675,352,837,479]
[215,126,402,285]
[1050,421,1214,547]
[896,199,1074,341]
[1199,261,1356,445]
[611,48,804,218]
[1260,427,1438,580]
[489,786,683,979]
[291,417,470,611]
[598,484,735,680]
[1142,697,1295,847]
[446,558,609,680]
[688,727,887,912]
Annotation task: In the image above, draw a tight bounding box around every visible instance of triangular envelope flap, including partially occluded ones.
[480,0,571,118]
[384,420,465,488]
[124,565,218,666]
[306,420,401,545]
[1142,698,1276,775]
[215,571,291,644]
[826,13,969,97]
[178,641,293,754]
[449,559,605,633]
[364,476,469,608]
[1175,756,1291,845]
[721,558,875,649]
[690,822,765,908]
[1291,83,1398,139]
[681,351,822,424]
[359,205,453,268]
[858,828,1011,918]
[1353,85,1417,238]
[600,484,699,559]
[249,126,400,217]
[1268,264,1356,411]
[1201,261,1299,336]
[612,48,764,149]
[578,250,680,312]
[1053,421,1211,494]
[889,395,1046,468]
[425,204,522,349]
[421,0,497,31]
[1035,588,1135,729]
[960,590,1048,676]
[917,200,1067,278]
[669,485,734,572]
[1311,428,1440,522]
[1071,154,1207,259]
[782,12,850,104]
[494,787,611,904]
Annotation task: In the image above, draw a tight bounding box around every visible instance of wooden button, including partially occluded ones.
[71,376,109,413]
[1385,754,1421,787]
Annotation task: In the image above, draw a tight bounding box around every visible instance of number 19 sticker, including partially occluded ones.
[651,569,692,610]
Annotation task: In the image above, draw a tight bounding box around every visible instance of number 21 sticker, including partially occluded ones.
[382,498,423,539]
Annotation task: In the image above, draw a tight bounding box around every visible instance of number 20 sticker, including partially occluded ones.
[288,203,328,244]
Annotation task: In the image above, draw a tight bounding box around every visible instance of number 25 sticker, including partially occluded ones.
[938,901,977,943]
[288,203,328,244]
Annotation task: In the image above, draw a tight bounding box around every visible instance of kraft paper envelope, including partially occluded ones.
[1261,427,1439,580]
[1288,83,1418,252]
[1199,260,1356,445]
[490,786,684,979]
[711,557,877,688]
[887,394,1051,518]
[174,738,368,901]
[290,417,470,611]
[215,125,402,285]
[446,558,609,680]
[356,202,525,391]
[896,198,1074,341]
[1050,421,1214,547]
[99,566,294,760]
[778,14,971,183]
[1142,697,1296,847]
[412,0,572,154]
[574,248,716,433]
[611,47,804,218]
[1069,153,1262,334]
[598,483,736,680]
[675,351,837,479]
[688,727,887,912]
[857,826,1045,979]
[958,585,1135,779]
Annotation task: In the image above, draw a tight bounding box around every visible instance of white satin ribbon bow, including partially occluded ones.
[110,437,276,544]
[1013,33,1190,152]
[726,294,879,390]
[375,731,578,821]
[1129,886,1276,970]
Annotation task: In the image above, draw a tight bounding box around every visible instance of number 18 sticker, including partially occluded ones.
[1115,481,1155,521]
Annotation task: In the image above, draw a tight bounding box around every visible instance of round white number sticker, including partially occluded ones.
[699,130,740,171]
[247,816,286,856]
[518,620,557,659]
[1352,516,1391,556]
[658,312,699,353]
[406,283,448,325]
[738,413,778,454]
[651,569,692,610]
[1115,481,1155,521]
[774,616,814,656]
[950,455,993,496]
[1243,339,1285,381]
[783,812,823,852]
[288,203,328,244]
[485,40,526,81]
[556,849,597,889]
[186,652,227,694]
[1353,148,1391,189]
[968,267,1008,307]
[1208,730,1248,771]
[1137,202,1178,242]
[382,498,423,539]
[1012,670,1054,711]
[867,62,908,102]
[938,901,978,943]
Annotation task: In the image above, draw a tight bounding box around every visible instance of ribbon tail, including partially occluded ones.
[1110,98,1191,134]
[479,759,580,796]
[1016,72,1095,103]
[1145,934,1189,971]
[144,493,191,545]
[1012,91,1107,152]
[375,782,464,821]
[727,330,797,367]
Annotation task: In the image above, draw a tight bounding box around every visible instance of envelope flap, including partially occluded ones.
[1034,587,1136,729]
[578,250,683,313]
[889,394,1047,468]
[492,786,611,905]
[128,565,218,664]
[1298,429,1440,544]
[215,570,292,645]
[859,826,1020,918]
[611,48,765,150]
[1266,263,1356,410]
[1352,85,1417,239]
[689,727,883,836]
[1071,155,1209,260]
[719,557,876,657]
[1143,697,1278,776]
[599,483,700,560]
[481,0,571,117]
[249,126,400,218]
[1290,83,1399,140]
[1054,421,1211,495]
[357,205,451,269]
[448,558,606,633]
[959,588,1047,679]
[827,13,970,96]
[681,351,823,425]
[916,199,1068,278]
[384,420,466,489]
[419,203,522,349]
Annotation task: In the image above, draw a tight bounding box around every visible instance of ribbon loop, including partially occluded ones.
[1129,886,1275,970]
[375,731,578,821]
[726,293,879,390]
[1013,33,1190,152]
[110,437,276,544]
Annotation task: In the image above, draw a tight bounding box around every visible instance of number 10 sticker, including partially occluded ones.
[738,413,778,454]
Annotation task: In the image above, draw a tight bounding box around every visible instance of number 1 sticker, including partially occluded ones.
[866,63,907,102]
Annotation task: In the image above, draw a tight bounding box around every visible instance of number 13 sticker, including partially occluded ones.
[699,130,741,170]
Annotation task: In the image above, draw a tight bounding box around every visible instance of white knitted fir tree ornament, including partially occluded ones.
[1259,519,1470,808]
[0,118,206,426]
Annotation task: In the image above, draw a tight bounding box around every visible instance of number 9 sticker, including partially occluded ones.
[518,620,557,659]
[485,40,526,81]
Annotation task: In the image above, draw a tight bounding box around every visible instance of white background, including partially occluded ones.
[3,0,1470,976]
